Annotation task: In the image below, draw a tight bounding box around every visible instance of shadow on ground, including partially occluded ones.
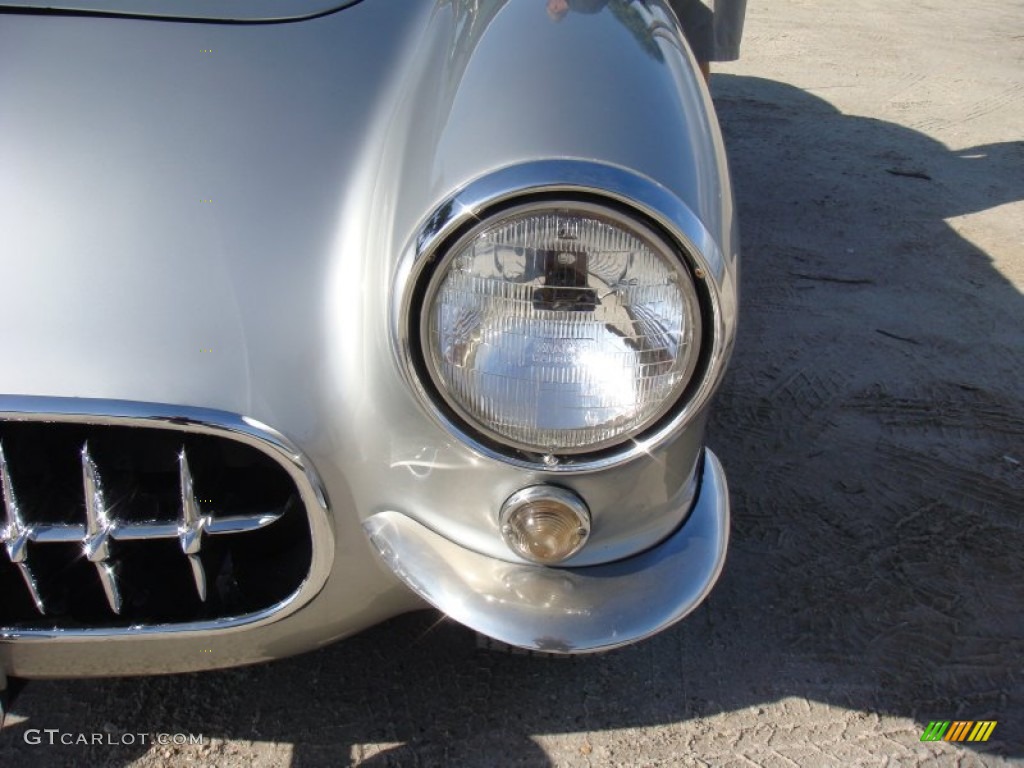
[2,75,1021,768]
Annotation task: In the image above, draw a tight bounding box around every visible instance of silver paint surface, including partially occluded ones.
[0,0,737,673]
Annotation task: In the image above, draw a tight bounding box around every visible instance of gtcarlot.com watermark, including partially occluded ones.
[24,729,205,747]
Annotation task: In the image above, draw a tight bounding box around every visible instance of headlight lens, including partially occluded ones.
[421,201,702,455]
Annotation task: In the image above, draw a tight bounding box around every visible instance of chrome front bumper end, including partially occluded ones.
[364,448,729,653]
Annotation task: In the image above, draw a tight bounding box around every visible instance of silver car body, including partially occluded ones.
[0,0,738,677]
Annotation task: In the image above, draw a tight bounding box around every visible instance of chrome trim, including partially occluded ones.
[391,160,736,473]
[499,485,591,564]
[80,442,122,614]
[0,515,280,545]
[365,448,730,654]
[0,444,44,614]
[178,449,208,602]
[0,395,334,639]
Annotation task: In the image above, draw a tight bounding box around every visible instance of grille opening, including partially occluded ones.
[0,420,313,629]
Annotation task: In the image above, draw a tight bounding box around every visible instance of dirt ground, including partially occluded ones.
[2,0,1022,766]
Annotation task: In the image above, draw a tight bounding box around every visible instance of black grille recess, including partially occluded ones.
[0,421,312,629]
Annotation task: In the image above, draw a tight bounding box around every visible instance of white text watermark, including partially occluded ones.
[24,729,205,747]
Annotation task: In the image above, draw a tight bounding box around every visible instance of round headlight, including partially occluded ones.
[420,201,702,455]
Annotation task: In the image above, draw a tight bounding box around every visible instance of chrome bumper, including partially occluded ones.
[363,448,729,653]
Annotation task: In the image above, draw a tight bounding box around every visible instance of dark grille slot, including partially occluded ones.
[0,419,313,630]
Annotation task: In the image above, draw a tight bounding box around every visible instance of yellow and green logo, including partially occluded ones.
[921,721,997,742]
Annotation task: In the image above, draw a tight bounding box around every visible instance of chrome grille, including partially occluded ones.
[0,398,332,635]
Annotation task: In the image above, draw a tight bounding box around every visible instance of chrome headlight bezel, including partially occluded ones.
[391,162,735,473]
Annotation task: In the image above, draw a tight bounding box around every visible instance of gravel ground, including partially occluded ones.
[2,0,1022,766]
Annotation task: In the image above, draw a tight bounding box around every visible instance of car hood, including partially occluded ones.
[0,1,429,430]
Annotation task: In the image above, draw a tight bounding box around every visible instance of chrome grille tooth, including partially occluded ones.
[206,511,283,535]
[0,442,19,525]
[16,564,46,615]
[80,442,122,614]
[95,562,122,615]
[187,554,208,602]
[178,449,209,602]
[81,442,111,551]
[1,442,46,614]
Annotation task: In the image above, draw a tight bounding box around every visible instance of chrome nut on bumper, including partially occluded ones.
[363,449,729,654]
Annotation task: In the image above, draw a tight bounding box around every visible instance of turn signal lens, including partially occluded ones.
[500,486,590,565]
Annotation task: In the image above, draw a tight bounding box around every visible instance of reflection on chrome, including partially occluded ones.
[500,568,589,615]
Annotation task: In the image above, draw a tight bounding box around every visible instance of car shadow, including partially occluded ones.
[1,74,1021,767]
